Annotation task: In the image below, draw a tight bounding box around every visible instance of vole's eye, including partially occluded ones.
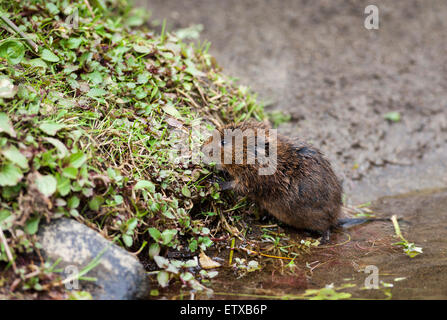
[221,139,227,146]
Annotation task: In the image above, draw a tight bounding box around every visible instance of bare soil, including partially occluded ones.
[139,0,447,204]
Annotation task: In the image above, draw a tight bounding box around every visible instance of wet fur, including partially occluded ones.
[207,120,343,237]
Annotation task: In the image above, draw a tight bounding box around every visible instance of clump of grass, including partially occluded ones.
[0,0,264,296]
[391,215,422,258]
[267,110,291,128]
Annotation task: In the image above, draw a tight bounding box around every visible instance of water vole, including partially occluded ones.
[202,120,343,242]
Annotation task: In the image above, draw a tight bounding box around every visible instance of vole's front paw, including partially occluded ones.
[320,229,331,244]
[218,180,235,191]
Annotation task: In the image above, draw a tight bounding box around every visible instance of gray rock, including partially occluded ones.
[37,218,149,300]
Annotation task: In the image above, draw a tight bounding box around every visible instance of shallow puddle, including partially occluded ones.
[152,188,447,300]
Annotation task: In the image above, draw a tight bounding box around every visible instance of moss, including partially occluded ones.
[0,0,264,296]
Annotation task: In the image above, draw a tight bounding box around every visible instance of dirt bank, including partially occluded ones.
[138,0,447,204]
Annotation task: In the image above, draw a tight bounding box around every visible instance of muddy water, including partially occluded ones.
[155,189,447,300]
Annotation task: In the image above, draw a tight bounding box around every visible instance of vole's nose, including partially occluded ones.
[201,140,219,166]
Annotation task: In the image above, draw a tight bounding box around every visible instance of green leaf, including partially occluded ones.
[127,218,138,231]
[161,209,175,219]
[67,196,80,209]
[43,137,69,158]
[0,164,23,186]
[114,195,123,204]
[45,3,59,14]
[87,88,107,98]
[0,40,25,65]
[137,72,150,84]
[150,289,159,296]
[175,25,203,40]
[35,174,57,197]
[189,239,198,252]
[184,259,198,268]
[62,167,78,179]
[181,185,191,197]
[184,59,205,77]
[153,255,169,268]
[198,236,213,249]
[268,110,291,128]
[66,37,84,49]
[41,49,60,62]
[56,176,71,196]
[180,272,194,282]
[161,229,177,245]
[126,13,144,27]
[69,209,79,217]
[384,111,401,122]
[39,122,66,136]
[68,291,92,300]
[25,217,40,235]
[157,271,170,288]
[85,71,103,85]
[0,209,11,223]
[133,86,147,100]
[133,44,152,54]
[134,180,155,192]
[2,146,28,169]
[89,196,104,211]
[28,58,48,69]
[123,234,133,247]
[0,113,16,137]
[69,152,87,168]
[0,77,17,98]
[148,243,160,258]
[148,227,162,242]
[163,103,182,119]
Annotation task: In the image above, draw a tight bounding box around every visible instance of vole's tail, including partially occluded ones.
[337,217,395,229]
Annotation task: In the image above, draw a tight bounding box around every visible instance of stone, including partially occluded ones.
[37,218,149,300]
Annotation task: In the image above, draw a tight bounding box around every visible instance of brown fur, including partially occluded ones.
[203,120,343,238]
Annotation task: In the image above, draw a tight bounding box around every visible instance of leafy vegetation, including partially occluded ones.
[383,111,401,123]
[0,0,264,297]
[0,0,420,301]
[267,110,291,128]
[391,215,423,258]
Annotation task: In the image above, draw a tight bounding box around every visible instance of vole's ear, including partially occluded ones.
[261,119,272,129]
[241,119,272,129]
[253,119,272,130]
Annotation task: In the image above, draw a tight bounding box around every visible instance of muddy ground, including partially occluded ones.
[135,0,447,299]
[139,0,447,204]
